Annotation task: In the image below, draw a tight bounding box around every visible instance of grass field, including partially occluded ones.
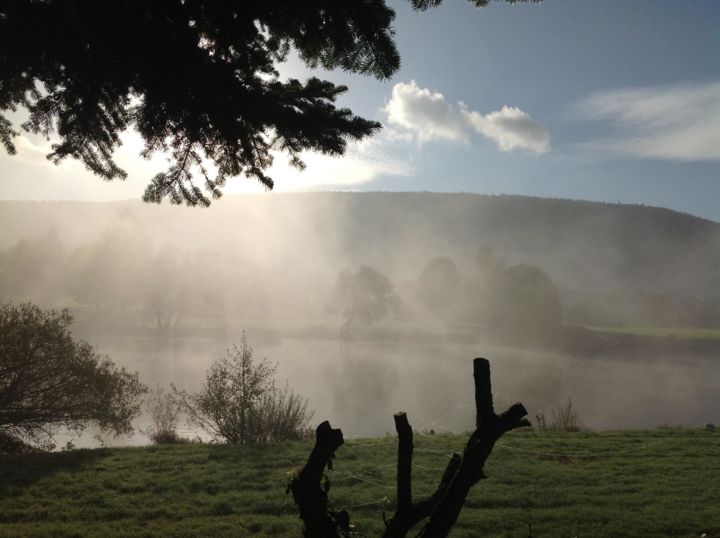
[1,430,718,537]
[583,325,720,340]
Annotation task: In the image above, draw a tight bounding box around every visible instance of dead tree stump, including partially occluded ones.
[290,358,530,538]
[289,421,346,537]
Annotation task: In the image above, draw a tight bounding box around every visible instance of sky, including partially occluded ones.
[1,0,719,221]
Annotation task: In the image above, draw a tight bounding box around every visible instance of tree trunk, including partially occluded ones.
[290,358,530,538]
[290,421,347,537]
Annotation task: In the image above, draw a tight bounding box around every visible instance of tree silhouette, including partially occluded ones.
[64,213,150,309]
[1,1,536,206]
[0,230,65,304]
[472,247,561,345]
[290,358,530,537]
[490,263,562,344]
[417,255,462,313]
[330,266,401,337]
[0,303,146,450]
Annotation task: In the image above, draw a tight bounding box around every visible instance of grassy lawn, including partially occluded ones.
[583,325,720,340]
[1,430,718,537]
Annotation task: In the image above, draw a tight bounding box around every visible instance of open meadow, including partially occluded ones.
[1,430,718,537]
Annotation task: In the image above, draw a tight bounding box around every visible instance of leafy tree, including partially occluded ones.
[0,0,534,206]
[143,246,197,336]
[0,230,65,304]
[488,263,562,344]
[64,212,150,309]
[173,333,311,443]
[470,247,561,344]
[331,265,401,336]
[0,302,146,450]
[473,245,508,289]
[416,255,462,313]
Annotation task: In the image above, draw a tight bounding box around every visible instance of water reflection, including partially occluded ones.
[55,333,720,449]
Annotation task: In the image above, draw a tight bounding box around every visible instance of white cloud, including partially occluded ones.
[384,80,550,154]
[574,80,720,161]
[384,82,468,142]
[466,106,552,153]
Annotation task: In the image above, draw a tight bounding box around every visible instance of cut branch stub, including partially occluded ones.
[394,412,413,512]
[291,358,530,538]
[417,358,529,537]
[474,357,494,428]
[290,421,345,538]
[383,413,461,538]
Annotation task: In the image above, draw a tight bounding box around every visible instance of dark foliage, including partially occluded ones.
[489,263,562,344]
[0,230,64,304]
[0,429,37,454]
[417,256,462,313]
[148,430,192,445]
[331,266,401,336]
[0,303,146,449]
[1,1,534,206]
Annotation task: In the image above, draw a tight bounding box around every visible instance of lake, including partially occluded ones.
[58,329,720,448]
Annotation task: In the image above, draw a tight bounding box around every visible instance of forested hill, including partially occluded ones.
[1,193,718,298]
[284,193,719,298]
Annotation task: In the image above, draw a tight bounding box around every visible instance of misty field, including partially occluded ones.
[1,430,718,538]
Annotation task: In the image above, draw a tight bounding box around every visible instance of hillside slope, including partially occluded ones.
[1,193,718,298]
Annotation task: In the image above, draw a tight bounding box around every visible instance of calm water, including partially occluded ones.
[59,332,720,448]
[58,334,720,446]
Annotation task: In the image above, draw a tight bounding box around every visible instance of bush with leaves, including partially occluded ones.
[173,333,312,443]
[0,302,146,450]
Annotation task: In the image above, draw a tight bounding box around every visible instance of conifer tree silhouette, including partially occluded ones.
[0,1,536,206]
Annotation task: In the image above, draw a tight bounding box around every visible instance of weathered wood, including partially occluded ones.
[383,414,462,538]
[292,358,530,538]
[394,412,413,512]
[417,358,529,537]
[474,357,493,428]
[290,421,345,538]
[411,452,462,520]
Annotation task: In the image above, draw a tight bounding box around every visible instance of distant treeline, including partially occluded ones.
[0,194,717,342]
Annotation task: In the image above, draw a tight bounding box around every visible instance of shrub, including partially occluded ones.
[141,385,183,444]
[148,430,191,444]
[0,302,146,449]
[535,397,583,432]
[173,333,312,443]
[0,430,36,454]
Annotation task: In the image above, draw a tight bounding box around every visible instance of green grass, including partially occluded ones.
[1,430,719,537]
[583,325,720,339]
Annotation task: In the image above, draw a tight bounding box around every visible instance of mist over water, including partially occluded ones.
[64,332,719,448]
[1,194,718,448]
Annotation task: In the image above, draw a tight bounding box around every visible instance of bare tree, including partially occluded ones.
[290,358,530,537]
